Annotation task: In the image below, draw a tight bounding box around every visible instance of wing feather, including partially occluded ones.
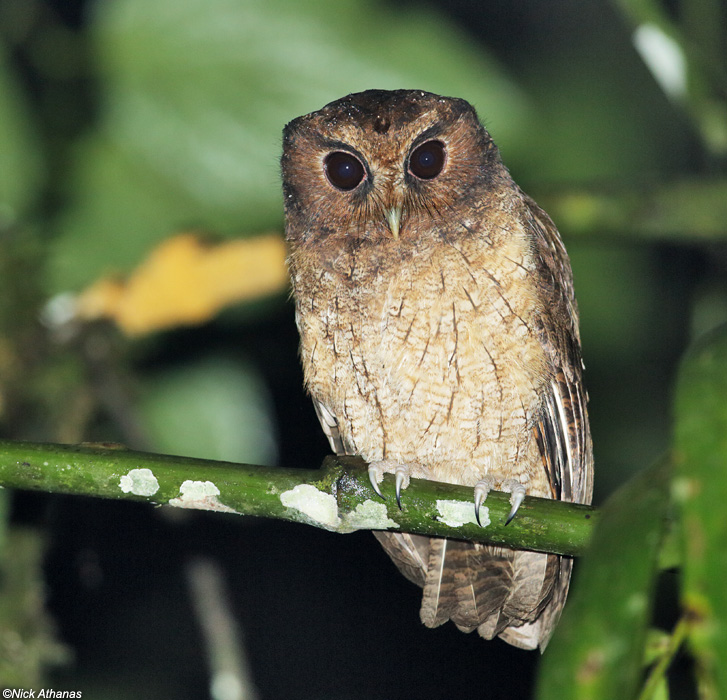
[507,196,593,649]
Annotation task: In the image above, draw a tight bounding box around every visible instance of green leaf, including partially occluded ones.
[649,676,669,700]
[642,628,671,667]
[137,356,277,464]
[49,0,527,293]
[537,457,670,700]
[0,40,42,220]
[673,324,727,696]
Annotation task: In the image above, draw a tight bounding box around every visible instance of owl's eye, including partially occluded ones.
[409,140,446,180]
[324,152,366,191]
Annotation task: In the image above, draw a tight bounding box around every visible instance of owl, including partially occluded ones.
[282,89,593,651]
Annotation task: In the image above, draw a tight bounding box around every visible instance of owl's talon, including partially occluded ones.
[473,476,494,527]
[502,480,527,525]
[368,461,411,505]
[394,465,411,509]
[368,464,385,500]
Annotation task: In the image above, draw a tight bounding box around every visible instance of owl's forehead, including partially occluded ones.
[294,89,475,150]
[321,89,455,124]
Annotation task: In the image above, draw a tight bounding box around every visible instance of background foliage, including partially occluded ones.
[0,0,726,697]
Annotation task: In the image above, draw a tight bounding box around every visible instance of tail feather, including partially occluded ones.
[420,538,459,627]
[461,544,514,633]
[502,550,557,620]
[421,540,516,632]
[500,556,573,651]
[492,550,560,650]
[375,532,566,650]
[497,558,569,650]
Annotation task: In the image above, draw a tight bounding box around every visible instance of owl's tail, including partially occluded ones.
[374,532,568,651]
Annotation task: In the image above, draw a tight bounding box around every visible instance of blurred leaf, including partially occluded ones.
[75,232,287,335]
[673,325,727,696]
[649,677,668,700]
[642,628,670,667]
[0,39,42,221]
[638,616,690,700]
[512,4,692,189]
[539,179,727,242]
[537,457,670,700]
[138,356,277,465]
[49,0,527,293]
[614,0,727,155]
[0,529,68,686]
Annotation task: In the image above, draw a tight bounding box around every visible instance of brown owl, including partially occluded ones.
[282,89,593,651]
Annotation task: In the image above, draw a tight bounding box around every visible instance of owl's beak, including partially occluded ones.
[386,203,403,240]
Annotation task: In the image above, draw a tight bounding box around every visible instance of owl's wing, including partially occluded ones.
[535,372,593,504]
[525,195,594,507]
[313,400,347,454]
[503,197,594,650]
[373,531,429,587]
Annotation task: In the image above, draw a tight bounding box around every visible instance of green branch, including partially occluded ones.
[0,440,596,556]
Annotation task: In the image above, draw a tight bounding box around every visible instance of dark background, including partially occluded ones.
[1,0,723,697]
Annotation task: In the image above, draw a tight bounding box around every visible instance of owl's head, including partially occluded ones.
[281,90,509,246]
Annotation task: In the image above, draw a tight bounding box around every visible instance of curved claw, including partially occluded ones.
[473,477,493,527]
[368,466,385,500]
[395,467,407,510]
[474,493,483,526]
[505,484,526,525]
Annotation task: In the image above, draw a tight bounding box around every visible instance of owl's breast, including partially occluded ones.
[294,231,553,491]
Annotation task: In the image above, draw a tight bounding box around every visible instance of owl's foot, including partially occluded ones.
[501,479,527,525]
[473,476,495,526]
[367,460,411,509]
[474,477,526,525]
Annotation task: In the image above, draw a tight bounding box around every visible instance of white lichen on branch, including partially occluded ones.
[119,468,159,497]
[280,484,340,529]
[169,480,238,513]
[437,499,486,527]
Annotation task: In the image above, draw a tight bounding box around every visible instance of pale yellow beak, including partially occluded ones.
[386,203,403,240]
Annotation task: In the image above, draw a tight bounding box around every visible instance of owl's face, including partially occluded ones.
[282,90,507,246]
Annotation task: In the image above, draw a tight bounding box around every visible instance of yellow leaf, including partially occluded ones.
[75,233,288,335]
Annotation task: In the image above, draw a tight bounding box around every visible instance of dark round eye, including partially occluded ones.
[409,140,446,180]
[324,151,365,191]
